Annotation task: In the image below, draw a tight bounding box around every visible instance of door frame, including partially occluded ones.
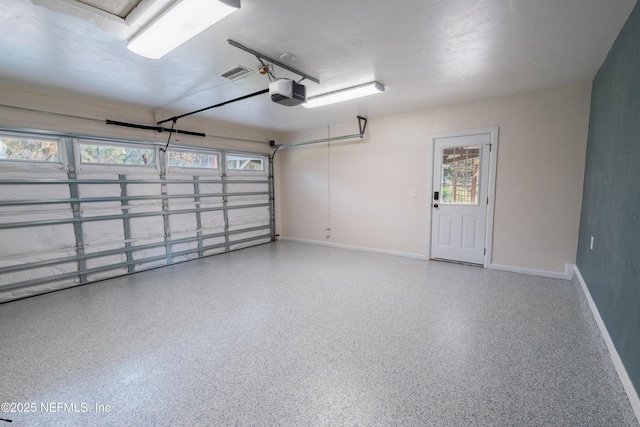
[426,127,499,268]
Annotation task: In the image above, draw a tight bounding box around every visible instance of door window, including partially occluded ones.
[441,146,480,205]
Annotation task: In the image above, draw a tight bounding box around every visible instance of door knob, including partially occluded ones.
[433,203,439,208]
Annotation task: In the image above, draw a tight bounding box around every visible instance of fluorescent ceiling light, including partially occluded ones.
[302,81,385,108]
[128,0,241,59]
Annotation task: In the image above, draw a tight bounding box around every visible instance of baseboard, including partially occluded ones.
[278,237,427,260]
[573,264,640,423]
[488,262,574,280]
[280,238,575,279]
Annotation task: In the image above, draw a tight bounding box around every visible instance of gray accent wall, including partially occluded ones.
[577,2,640,392]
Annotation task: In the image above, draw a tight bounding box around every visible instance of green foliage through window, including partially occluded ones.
[168,150,218,169]
[79,142,154,166]
[0,136,60,162]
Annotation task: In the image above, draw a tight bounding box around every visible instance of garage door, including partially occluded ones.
[0,131,272,302]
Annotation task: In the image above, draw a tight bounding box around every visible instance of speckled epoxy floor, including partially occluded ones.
[0,241,637,426]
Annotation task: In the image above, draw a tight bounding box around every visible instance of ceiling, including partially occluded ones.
[0,0,637,134]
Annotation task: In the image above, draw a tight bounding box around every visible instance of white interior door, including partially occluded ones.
[431,133,491,265]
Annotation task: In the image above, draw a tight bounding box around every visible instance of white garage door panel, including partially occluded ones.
[0,225,76,256]
[0,135,272,302]
[0,207,72,224]
[78,183,121,198]
[127,183,162,198]
[84,243,125,255]
[167,200,197,210]
[86,252,127,282]
[83,220,126,246]
[171,241,200,263]
[169,213,197,233]
[198,200,224,209]
[227,195,269,206]
[132,244,166,261]
[4,278,79,301]
[203,247,227,256]
[0,250,76,270]
[228,207,270,231]
[81,202,123,216]
[87,269,128,282]
[0,184,70,200]
[229,229,270,242]
[86,253,127,269]
[198,183,223,194]
[134,259,168,271]
[0,262,78,287]
[166,182,195,195]
[129,216,165,239]
[201,211,226,231]
[227,182,268,192]
[203,236,226,247]
[231,231,271,250]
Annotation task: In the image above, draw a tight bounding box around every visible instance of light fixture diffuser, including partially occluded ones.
[302,81,385,108]
[128,0,241,59]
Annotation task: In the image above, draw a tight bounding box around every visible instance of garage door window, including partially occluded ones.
[0,135,60,163]
[79,141,155,166]
[168,149,219,169]
[227,154,264,171]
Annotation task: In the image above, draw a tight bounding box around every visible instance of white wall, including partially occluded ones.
[0,83,276,154]
[276,84,591,273]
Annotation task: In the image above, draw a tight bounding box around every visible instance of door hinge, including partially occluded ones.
[487,197,489,205]
[484,248,486,255]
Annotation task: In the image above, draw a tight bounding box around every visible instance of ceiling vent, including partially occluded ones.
[219,65,253,81]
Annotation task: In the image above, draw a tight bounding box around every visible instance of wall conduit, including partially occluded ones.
[268,116,368,241]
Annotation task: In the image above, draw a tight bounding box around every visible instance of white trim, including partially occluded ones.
[483,127,499,268]
[573,264,640,423]
[279,237,579,280]
[278,237,427,260]
[488,262,574,280]
[425,126,499,267]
